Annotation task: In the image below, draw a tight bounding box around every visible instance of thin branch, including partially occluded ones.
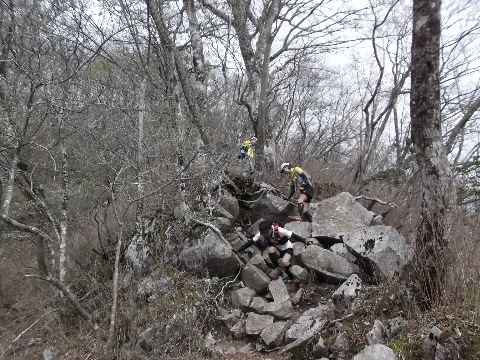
[354,195,399,208]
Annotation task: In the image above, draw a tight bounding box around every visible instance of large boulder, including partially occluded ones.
[218,190,240,220]
[311,192,376,238]
[249,192,293,219]
[301,246,360,283]
[241,263,271,294]
[343,225,413,281]
[284,304,333,343]
[180,229,239,278]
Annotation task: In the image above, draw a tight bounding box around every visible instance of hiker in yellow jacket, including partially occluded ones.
[280,162,314,222]
[239,136,257,176]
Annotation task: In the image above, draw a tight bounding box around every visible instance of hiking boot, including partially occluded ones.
[268,268,283,280]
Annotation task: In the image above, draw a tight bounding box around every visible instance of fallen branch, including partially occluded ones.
[238,188,267,204]
[276,313,354,354]
[0,308,57,359]
[354,195,398,208]
[214,267,242,306]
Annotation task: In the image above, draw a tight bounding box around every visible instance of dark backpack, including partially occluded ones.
[237,146,247,159]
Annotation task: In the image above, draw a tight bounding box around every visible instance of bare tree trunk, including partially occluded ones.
[411,0,457,308]
[136,79,146,221]
[59,139,69,284]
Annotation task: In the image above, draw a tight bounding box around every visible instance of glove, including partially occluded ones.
[287,196,292,202]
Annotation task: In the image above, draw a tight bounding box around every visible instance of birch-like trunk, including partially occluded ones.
[411,0,457,308]
[59,140,69,284]
[136,79,146,222]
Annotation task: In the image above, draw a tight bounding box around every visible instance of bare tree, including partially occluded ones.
[410,0,458,308]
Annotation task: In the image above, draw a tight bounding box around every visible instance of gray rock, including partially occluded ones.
[284,304,333,343]
[221,313,239,329]
[42,347,55,360]
[245,313,274,335]
[218,191,240,220]
[260,321,289,347]
[284,221,312,238]
[385,316,408,339]
[249,193,293,219]
[249,296,268,314]
[366,320,386,345]
[423,326,443,360]
[291,288,303,305]
[331,332,350,354]
[353,344,397,359]
[343,225,413,281]
[180,228,240,278]
[311,192,375,238]
[301,246,360,283]
[290,265,309,282]
[312,337,329,358]
[371,214,384,225]
[241,263,271,293]
[231,287,256,308]
[264,300,293,320]
[248,254,269,273]
[331,243,357,263]
[332,274,362,308]
[269,278,290,303]
[230,319,246,339]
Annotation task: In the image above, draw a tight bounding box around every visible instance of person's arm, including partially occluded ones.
[290,233,307,244]
[235,239,255,253]
[287,183,295,201]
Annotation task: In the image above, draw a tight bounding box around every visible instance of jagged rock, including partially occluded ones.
[331,243,357,263]
[204,332,216,348]
[230,320,246,339]
[218,190,240,220]
[269,278,290,303]
[332,274,362,308]
[212,216,234,234]
[231,308,243,318]
[290,265,309,282]
[344,225,413,281]
[353,344,397,359]
[312,337,329,358]
[231,287,256,308]
[260,321,289,347]
[366,320,386,345]
[249,192,292,219]
[248,254,269,273]
[311,192,376,238]
[264,299,293,319]
[241,263,271,293]
[292,242,307,265]
[284,221,312,238]
[249,297,268,314]
[385,316,408,339]
[238,343,253,354]
[221,313,239,329]
[42,347,55,360]
[245,313,274,335]
[126,217,158,270]
[180,228,239,278]
[331,332,350,355]
[423,326,443,360]
[284,304,333,343]
[214,203,235,220]
[301,246,360,283]
[291,288,303,305]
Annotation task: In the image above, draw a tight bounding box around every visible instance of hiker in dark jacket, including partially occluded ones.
[233,219,314,290]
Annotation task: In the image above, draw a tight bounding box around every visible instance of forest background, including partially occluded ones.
[0,0,479,358]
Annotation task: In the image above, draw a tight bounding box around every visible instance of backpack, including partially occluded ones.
[237,146,247,159]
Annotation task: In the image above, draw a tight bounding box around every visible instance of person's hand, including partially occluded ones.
[306,239,316,246]
[287,196,292,202]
